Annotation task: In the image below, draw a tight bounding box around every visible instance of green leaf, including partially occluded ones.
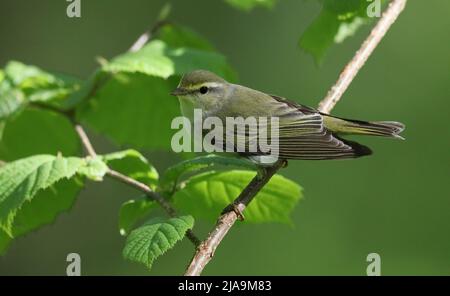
[77,156,108,181]
[334,17,366,43]
[161,154,257,192]
[63,70,107,110]
[5,61,57,86]
[299,9,341,65]
[225,0,277,11]
[0,121,4,141]
[0,61,81,117]
[78,73,179,150]
[0,86,25,121]
[0,61,81,151]
[0,108,80,161]
[173,170,302,224]
[3,61,81,104]
[123,215,194,269]
[119,197,156,236]
[0,155,85,234]
[322,0,378,16]
[11,178,82,234]
[102,149,159,189]
[77,25,235,151]
[156,24,215,52]
[300,0,385,64]
[0,152,108,254]
[104,150,160,236]
[104,40,234,80]
[0,177,83,255]
[104,41,175,79]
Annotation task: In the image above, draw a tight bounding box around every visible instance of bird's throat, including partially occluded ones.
[178,97,197,121]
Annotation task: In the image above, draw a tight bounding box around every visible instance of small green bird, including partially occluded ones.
[171,70,405,161]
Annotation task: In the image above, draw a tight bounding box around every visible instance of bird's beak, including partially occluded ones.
[170,87,188,96]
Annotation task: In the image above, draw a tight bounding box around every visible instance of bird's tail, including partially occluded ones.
[323,115,405,140]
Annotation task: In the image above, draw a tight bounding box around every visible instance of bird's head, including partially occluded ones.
[170,70,229,109]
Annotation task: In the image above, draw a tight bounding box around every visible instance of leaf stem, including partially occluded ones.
[184,0,408,276]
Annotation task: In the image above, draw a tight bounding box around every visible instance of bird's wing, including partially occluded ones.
[241,95,371,160]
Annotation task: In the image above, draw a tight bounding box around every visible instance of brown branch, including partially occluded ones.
[74,124,97,157]
[129,20,169,52]
[184,0,408,276]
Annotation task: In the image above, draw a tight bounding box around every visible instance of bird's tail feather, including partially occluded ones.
[324,116,405,140]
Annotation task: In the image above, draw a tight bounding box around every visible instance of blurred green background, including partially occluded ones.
[0,0,449,275]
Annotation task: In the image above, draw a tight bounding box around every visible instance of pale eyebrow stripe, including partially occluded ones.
[186,82,223,90]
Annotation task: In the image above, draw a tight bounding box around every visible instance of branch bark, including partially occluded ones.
[184,0,407,276]
[74,124,97,157]
[129,20,169,52]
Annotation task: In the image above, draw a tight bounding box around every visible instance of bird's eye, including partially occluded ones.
[199,86,208,94]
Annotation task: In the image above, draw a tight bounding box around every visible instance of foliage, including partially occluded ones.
[0,61,81,119]
[224,0,277,11]
[123,216,194,269]
[119,197,156,236]
[173,170,302,224]
[0,1,372,271]
[0,154,102,245]
[0,108,80,161]
[299,0,387,64]
[102,149,159,189]
[77,27,235,150]
[223,0,381,63]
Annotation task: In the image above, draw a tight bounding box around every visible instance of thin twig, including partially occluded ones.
[129,20,169,52]
[184,0,407,276]
[74,124,97,157]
